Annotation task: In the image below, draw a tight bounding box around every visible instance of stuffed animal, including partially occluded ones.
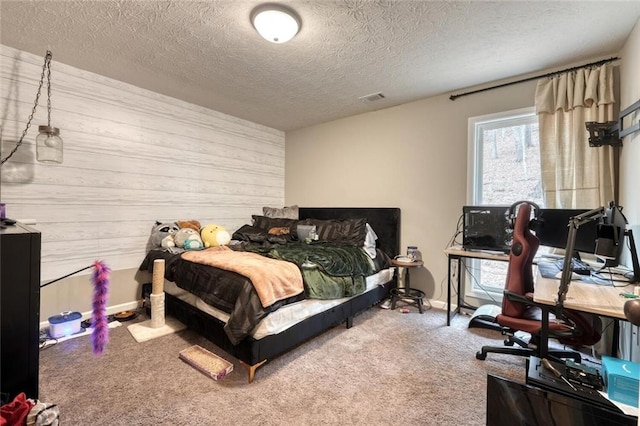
[161,234,176,249]
[177,219,201,233]
[183,237,204,250]
[148,221,180,250]
[174,228,203,250]
[201,224,231,247]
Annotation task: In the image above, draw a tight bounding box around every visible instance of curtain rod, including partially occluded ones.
[449,56,619,101]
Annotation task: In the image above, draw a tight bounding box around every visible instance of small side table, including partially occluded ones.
[390,259,425,313]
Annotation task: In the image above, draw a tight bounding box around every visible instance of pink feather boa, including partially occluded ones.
[91,260,110,355]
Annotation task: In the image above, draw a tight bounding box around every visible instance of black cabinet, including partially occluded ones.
[1,222,41,403]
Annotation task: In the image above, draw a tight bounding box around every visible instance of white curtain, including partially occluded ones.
[535,64,616,209]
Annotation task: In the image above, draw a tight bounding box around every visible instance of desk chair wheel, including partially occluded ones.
[503,339,515,346]
[476,351,487,360]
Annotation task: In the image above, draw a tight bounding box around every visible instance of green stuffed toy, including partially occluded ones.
[174,228,204,250]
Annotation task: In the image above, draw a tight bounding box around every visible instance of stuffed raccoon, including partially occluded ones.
[146,221,179,252]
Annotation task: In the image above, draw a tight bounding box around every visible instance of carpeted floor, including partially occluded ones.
[38,306,530,425]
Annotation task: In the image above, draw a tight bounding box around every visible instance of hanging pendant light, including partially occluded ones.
[36,125,63,163]
[36,51,63,163]
[1,50,63,166]
[251,4,301,44]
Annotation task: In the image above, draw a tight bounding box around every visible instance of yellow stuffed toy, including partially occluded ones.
[200,224,231,247]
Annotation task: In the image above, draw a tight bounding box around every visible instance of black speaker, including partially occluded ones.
[595,223,620,260]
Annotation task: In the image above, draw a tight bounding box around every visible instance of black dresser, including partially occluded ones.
[1,222,41,403]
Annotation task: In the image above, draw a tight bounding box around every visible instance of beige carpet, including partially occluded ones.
[127,317,187,343]
[39,307,529,425]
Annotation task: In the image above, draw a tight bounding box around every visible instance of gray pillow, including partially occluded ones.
[296,224,317,241]
[299,217,367,246]
[263,205,299,219]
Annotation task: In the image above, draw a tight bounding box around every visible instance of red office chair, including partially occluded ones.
[476,202,602,362]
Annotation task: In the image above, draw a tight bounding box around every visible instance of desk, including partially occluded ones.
[534,272,634,359]
[444,245,510,325]
[534,274,634,320]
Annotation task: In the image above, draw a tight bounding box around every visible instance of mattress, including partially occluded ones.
[164,267,395,341]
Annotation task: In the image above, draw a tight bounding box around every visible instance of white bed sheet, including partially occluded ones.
[164,267,395,341]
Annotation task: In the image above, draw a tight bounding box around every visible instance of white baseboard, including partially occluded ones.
[40,301,140,330]
[427,299,447,311]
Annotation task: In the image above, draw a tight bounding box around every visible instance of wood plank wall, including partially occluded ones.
[0,45,285,282]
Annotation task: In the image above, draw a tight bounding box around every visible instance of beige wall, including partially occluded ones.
[285,25,640,308]
[619,18,640,262]
[285,78,539,308]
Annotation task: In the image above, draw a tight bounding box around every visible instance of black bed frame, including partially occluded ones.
[164,207,401,382]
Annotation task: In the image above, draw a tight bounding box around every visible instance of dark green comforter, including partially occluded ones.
[241,242,377,299]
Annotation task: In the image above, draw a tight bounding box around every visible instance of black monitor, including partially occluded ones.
[486,374,635,426]
[536,209,599,257]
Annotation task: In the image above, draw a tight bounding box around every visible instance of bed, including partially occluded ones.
[140,207,401,382]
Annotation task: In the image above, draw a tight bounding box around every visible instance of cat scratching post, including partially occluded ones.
[150,259,166,328]
[127,259,186,342]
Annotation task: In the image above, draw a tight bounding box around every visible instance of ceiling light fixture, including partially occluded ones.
[251,4,301,44]
[1,50,63,166]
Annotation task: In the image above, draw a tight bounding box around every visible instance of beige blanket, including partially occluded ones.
[181,246,303,308]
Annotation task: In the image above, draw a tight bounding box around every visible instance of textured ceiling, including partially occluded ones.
[2,1,640,131]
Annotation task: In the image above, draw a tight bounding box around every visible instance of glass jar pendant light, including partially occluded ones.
[36,51,63,163]
[0,50,63,166]
[36,125,63,163]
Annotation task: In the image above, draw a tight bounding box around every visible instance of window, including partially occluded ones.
[466,107,542,298]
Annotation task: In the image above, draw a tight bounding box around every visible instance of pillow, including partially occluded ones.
[296,224,317,241]
[300,217,367,246]
[231,224,268,243]
[262,205,299,219]
[252,215,298,232]
[363,223,378,258]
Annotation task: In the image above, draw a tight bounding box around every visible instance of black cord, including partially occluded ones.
[592,267,634,286]
[438,214,466,301]
[41,264,93,288]
[39,329,58,350]
[442,212,501,306]
[460,259,499,304]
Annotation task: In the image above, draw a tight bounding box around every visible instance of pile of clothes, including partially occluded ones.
[0,393,58,426]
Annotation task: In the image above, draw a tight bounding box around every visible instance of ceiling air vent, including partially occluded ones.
[358,92,385,103]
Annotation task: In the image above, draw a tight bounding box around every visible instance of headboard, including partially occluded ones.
[298,207,401,257]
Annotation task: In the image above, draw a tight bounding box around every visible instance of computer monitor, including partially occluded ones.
[536,209,599,258]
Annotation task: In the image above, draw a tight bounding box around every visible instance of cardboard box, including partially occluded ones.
[602,355,640,407]
[179,345,233,380]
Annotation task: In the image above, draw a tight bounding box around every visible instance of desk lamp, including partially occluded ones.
[556,204,640,311]
[556,207,607,311]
